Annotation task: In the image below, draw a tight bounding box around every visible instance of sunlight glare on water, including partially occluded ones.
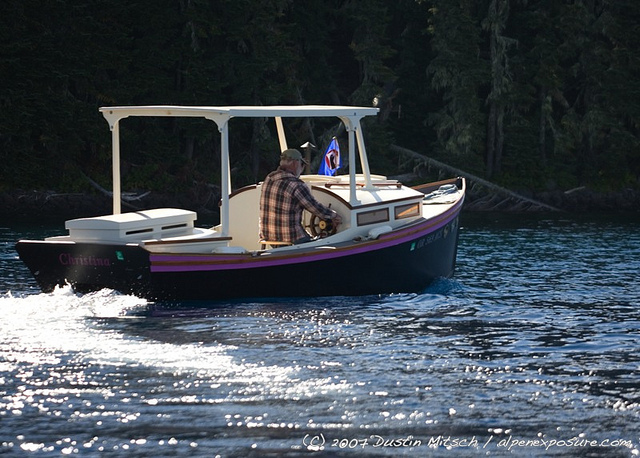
[0,285,368,455]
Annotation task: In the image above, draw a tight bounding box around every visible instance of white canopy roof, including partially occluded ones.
[100,105,379,128]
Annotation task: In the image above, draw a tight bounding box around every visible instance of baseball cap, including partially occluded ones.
[280,148,308,164]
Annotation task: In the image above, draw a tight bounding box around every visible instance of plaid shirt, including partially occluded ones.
[259,167,336,243]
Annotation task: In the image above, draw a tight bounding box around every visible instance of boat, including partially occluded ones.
[15,105,465,301]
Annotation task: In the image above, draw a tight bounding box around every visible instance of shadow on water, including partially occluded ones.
[134,276,462,317]
[84,278,468,359]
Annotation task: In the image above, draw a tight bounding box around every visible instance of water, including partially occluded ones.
[1,214,639,457]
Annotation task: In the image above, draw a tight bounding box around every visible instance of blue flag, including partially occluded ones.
[318,137,341,176]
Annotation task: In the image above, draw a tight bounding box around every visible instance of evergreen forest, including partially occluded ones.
[1,0,639,199]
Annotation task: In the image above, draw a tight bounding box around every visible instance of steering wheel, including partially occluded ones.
[308,214,338,238]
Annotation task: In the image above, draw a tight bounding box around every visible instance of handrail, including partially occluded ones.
[325,181,402,189]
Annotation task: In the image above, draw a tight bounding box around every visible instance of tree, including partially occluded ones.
[426,0,488,174]
[483,0,516,178]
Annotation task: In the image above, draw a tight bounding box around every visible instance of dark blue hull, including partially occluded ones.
[15,212,460,301]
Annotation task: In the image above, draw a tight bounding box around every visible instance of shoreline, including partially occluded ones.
[1,187,638,224]
[0,189,221,224]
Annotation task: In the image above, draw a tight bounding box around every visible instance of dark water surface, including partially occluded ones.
[1,214,638,457]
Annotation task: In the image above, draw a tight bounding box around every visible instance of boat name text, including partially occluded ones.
[59,253,111,267]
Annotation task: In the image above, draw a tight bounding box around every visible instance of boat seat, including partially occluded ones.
[260,240,292,250]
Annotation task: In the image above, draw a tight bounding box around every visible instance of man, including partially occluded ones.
[260,148,342,244]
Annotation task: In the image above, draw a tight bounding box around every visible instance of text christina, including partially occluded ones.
[59,253,111,267]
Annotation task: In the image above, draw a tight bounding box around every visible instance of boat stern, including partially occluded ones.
[15,239,151,294]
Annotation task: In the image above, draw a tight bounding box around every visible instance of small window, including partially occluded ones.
[357,208,389,226]
[395,203,421,219]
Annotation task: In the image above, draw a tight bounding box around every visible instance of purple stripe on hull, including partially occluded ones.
[150,202,461,273]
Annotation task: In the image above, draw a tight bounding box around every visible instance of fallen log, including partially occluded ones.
[80,171,150,211]
[390,144,561,212]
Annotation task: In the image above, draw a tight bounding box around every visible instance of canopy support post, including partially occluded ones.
[218,120,231,237]
[356,125,373,189]
[346,126,358,205]
[111,120,121,215]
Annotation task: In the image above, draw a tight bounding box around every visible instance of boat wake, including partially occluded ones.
[0,287,245,370]
[0,287,348,399]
